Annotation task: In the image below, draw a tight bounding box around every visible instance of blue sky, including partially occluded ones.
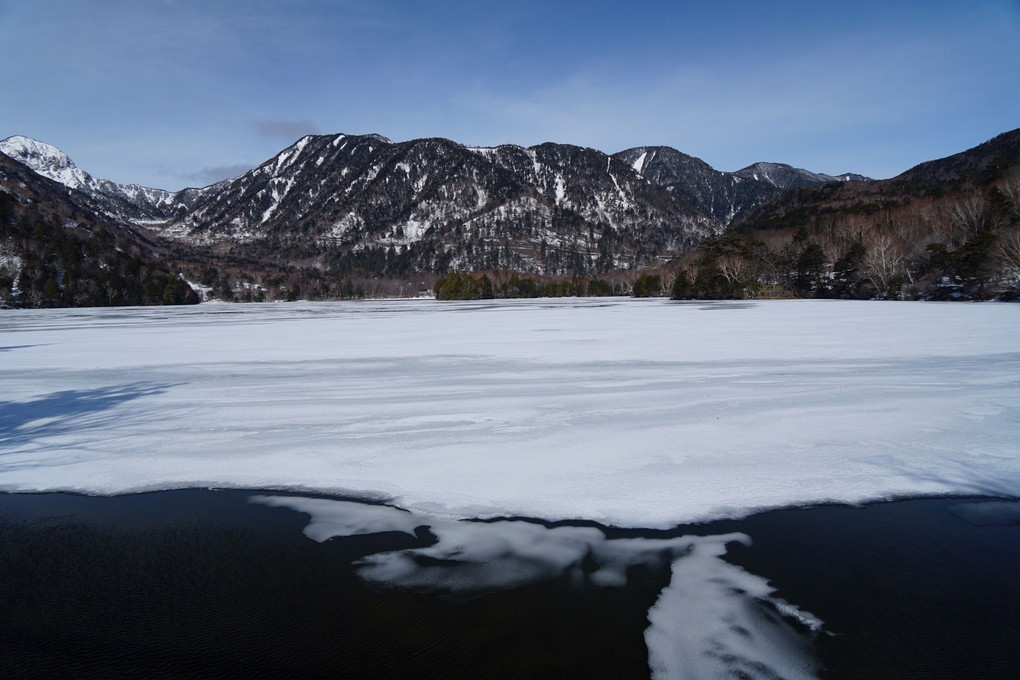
[1,0,1017,190]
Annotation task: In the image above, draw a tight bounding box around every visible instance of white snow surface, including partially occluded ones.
[632,151,648,175]
[1,135,91,189]
[1,298,1018,527]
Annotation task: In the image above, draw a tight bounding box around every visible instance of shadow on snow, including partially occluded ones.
[0,382,179,451]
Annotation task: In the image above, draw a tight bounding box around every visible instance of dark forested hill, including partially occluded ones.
[669,129,1020,301]
[0,154,198,308]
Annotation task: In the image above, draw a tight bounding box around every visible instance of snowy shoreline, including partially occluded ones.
[1,485,1014,529]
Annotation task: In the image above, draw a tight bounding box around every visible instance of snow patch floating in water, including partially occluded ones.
[253,495,825,679]
[253,495,692,591]
[255,495,424,540]
[646,535,823,680]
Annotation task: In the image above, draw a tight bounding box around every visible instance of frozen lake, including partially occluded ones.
[2,298,1019,678]
[2,298,1018,526]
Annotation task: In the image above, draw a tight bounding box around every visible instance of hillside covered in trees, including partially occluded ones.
[0,156,198,308]
[668,129,1020,301]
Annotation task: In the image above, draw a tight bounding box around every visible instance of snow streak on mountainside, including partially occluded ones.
[162,134,716,274]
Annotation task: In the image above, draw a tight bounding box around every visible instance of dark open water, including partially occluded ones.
[1,490,1018,679]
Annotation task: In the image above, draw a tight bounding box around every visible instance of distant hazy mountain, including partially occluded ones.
[613,146,869,225]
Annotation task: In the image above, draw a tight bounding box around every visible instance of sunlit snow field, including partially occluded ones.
[2,298,1019,678]
[1,298,1018,524]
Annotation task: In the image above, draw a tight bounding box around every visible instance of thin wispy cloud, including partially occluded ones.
[445,8,1020,178]
[183,163,253,186]
[253,120,320,143]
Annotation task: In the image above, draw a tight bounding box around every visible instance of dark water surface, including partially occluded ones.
[1,490,1018,679]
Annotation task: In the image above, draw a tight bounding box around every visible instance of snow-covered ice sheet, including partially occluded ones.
[1,299,1018,527]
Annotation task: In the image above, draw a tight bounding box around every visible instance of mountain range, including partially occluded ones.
[3,128,1017,306]
[0,133,868,281]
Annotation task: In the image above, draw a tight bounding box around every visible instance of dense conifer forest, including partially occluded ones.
[0,191,198,308]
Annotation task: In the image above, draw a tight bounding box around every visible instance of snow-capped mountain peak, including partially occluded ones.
[0,134,224,222]
[0,135,92,190]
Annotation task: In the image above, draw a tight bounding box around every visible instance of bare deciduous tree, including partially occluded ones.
[837,216,872,247]
[815,229,843,264]
[753,231,792,284]
[716,255,749,285]
[996,170,1020,210]
[863,233,904,294]
[676,252,700,283]
[947,195,987,234]
[995,228,1020,270]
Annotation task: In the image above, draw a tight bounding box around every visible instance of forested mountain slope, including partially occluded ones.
[0,153,198,308]
[669,129,1020,301]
